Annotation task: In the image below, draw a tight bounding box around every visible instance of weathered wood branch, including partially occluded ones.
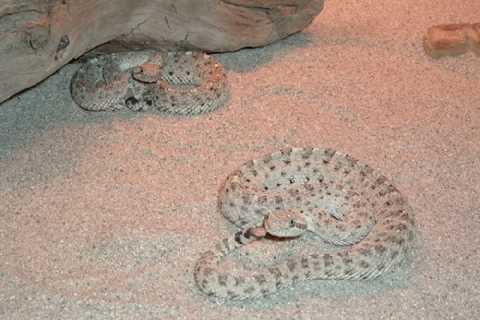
[0,0,324,104]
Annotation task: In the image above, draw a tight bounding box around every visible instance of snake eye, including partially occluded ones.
[125,96,139,106]
[289,220,295,227]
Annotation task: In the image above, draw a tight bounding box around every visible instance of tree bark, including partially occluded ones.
[0,0,324,104]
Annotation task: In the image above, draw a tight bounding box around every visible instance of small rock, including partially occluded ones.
[424,22,480,58]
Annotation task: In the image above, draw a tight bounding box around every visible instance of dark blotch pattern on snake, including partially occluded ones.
[194,147,417,301]
[70,50,229,115]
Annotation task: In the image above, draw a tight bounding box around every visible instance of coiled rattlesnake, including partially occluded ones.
[70,50,229,115]
[194,147,416,300]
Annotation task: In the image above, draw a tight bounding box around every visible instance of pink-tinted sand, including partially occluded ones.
[1,1,479,319]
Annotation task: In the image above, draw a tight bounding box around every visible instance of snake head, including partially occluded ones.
[132,63,162,83]
[263,209,308,238]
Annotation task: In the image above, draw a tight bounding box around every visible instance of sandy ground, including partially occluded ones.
[1,1,480,319]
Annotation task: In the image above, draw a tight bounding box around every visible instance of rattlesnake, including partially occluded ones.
[194,147,416,301]
[70,50,229,115]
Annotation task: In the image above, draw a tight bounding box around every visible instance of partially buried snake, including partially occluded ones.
[194,147,417,301]
[70,50,229,115]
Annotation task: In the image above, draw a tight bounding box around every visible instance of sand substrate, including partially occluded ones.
[1,1,479,319]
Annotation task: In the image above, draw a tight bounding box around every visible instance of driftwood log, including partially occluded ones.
[0,0,324,104]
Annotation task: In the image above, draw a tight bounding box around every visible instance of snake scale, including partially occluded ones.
[194,147,416,301]
[70,50,229,115]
